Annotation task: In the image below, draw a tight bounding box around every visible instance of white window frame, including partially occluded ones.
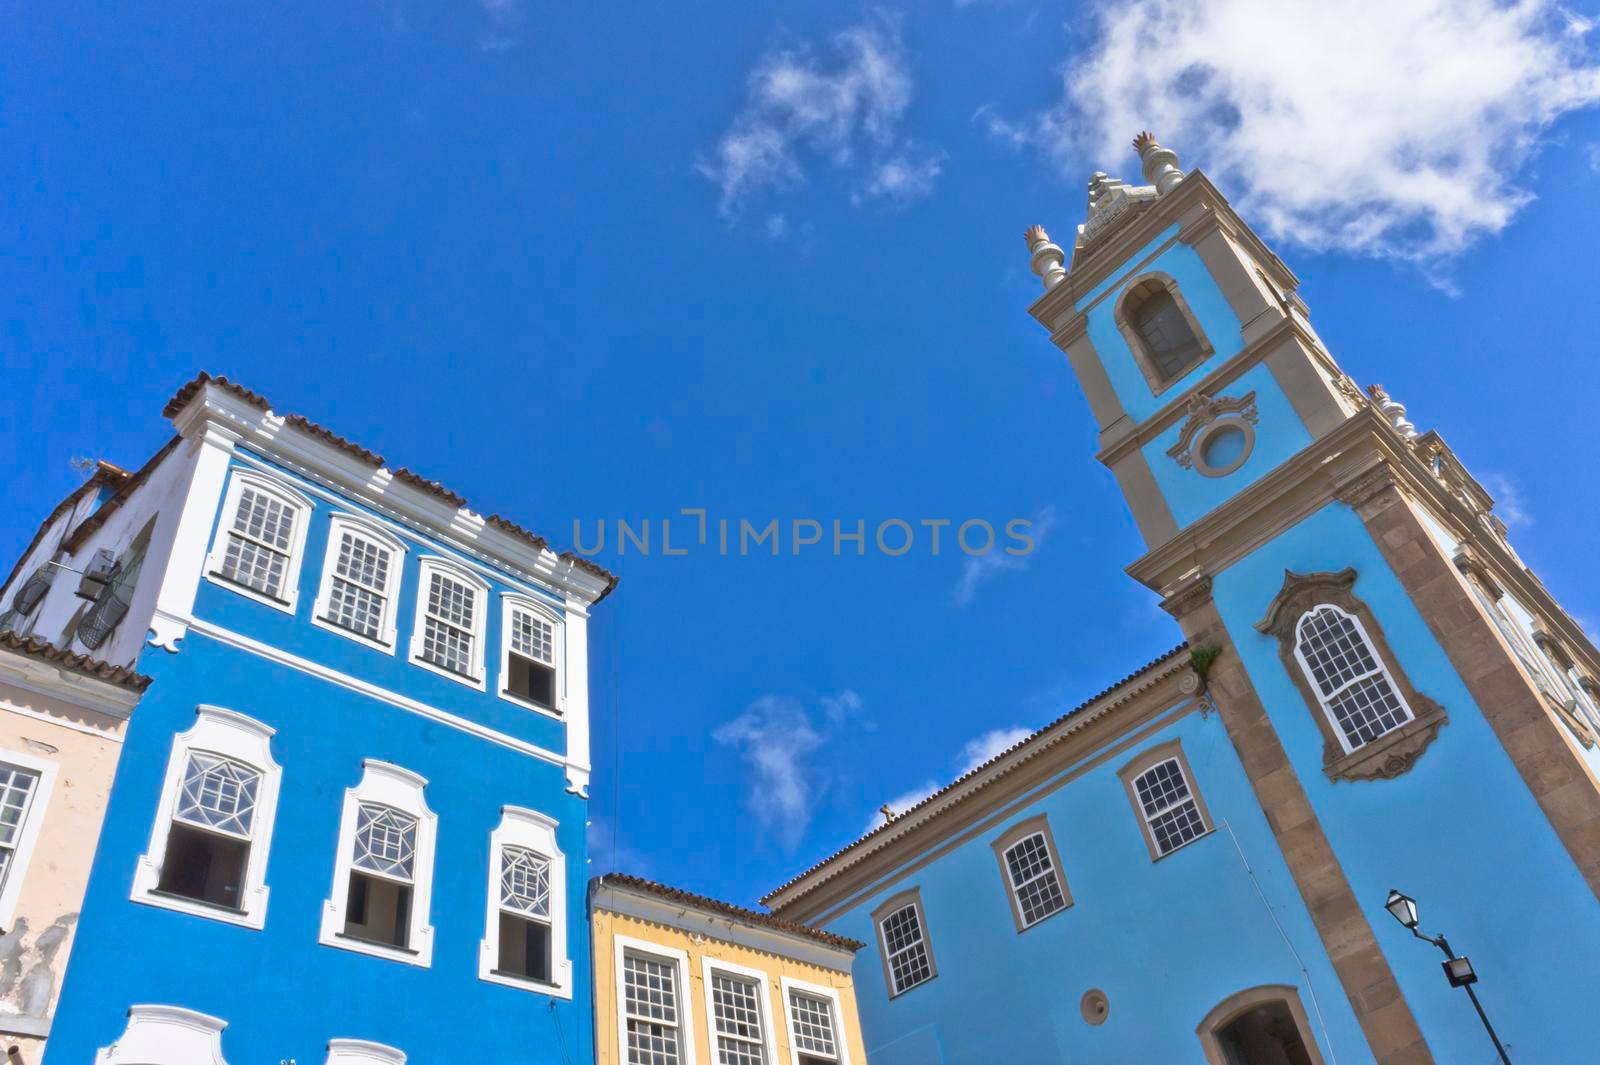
[408,557,489,689]
[131,706,281,929]
[478,805,571,996]
[1292,605,1415,754]
[325,1039,406,1065]
[204,469,313,613]
[1131,757,1210,858]
[497,593,564,718]
[873,893,936,998]
[700,956,780,1065]
[95,1004,229,1065]
[0,748,56,933]
[1000,830,1068,931]
[615,935,698,1065]
[319,759,437,967]
[312,513,407,653]
[779,976,852,1065]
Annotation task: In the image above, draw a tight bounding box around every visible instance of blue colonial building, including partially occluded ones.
[764,135,1600,1064]
[3,374,614,1065]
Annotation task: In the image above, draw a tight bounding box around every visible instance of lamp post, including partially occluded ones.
[1383,889,1512,1064]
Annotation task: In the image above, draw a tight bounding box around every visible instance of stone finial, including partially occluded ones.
[1132,130,1184,196]
[1367,384,1418,440]
[1026,224,1067,291]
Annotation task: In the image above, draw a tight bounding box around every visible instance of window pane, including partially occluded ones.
[788,991,837,1058]
[624,953,678,1023]
[219,488,294,597]
[326,532,390,639]
[1133,759,1190,819]
[711,972,766,1065]
[1297,608,1381,696]
[0,764,39,849]
[352,803,418,880]
[1328,674,1410,748]
[626,1018,679,1065]
[511,609,554,664]
[174,753,260,838]
[234,488,294,550]
[508,654,557,708]
[1149,799,1207,855]
[343,870,412,948]
[881,905,933,993]
[498,911,552,982]
[1005,833,1066,925]
[500,846,551,917]
[220,536,288,597]
[427,572,475,629]
[157,822,249,908]
[1132,290,1204,378]
[1136,759,1207,856]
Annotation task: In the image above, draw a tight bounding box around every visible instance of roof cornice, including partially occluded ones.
[166,375,617,607]
[0,632,149,718]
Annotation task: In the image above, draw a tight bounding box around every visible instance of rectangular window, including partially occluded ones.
[1134,759,1207,856]
[709,970,767,1065]
[787,990,838,1065]
[217,486,296,599]
[344,802,418,948]
[0,764,40,893]
[156,752,262,910]
[421,571,477,677]
[1002,831,1067,927]
[495,846,553,983]
[879,901,934,996]
[325,530,392,641]
[624,951,682,1065]
[505,605,557,709]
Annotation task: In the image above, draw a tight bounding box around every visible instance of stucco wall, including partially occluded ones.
[592,908,869,1065]
[0,686,125,1060]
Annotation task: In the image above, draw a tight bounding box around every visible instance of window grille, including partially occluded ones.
[353,803,418,881]
[624,952,682,1065]
[787,990,838,1061]
[1133,758,1207,856]
[0,764,38,892]
[710,972,768,1065]
[511,608,554,664]
[1003,832,1067,926]
[421,571,477,676]
[218,487,296,598]
[326,531,392,640]
[500,846,551,918]
[173,753,260,839]
[1295,606,1413,750]
[880,902,934,995]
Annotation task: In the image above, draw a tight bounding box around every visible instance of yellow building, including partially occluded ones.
[591,874,870,1065]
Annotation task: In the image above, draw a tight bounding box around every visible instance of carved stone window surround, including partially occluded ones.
[1113,271,1216,397]
[1255,569,1447,782]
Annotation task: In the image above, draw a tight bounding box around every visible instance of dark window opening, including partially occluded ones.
[800,1057,835,1065]
[156,823,249,910]
[1130,287,1206,381]
[507,653,556,710]
[344,871,412,949]
[1215,1000,1315,1065]
[497,912,553,982]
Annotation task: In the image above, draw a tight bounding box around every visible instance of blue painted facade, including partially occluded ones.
[40,428,603,1065]
[771,155,1600,1064]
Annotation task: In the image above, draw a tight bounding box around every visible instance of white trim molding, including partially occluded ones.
[0,747,58,932]
[325,1039,407,1065]
[319,759,438,967]
[312,513,408,653]
[497,593,564,720]
[408,557,489,690]
[131,706,281,928]
[203,468,314,615]
[478,805,572,997]
[778,976,853,1065]
[614,935,698,1065]
[1291,604,1416,755]
[95,1004,229,1065]
[699,956,781,1065]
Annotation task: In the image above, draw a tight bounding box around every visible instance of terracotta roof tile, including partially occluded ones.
[0,630,153,692]
[285,415,384,467]
[162,372,270,419]
[485,515,548,553]
[560,551,619,603]
[391,467,468,508]
[594,873,864,951]
[762,642,1191,904]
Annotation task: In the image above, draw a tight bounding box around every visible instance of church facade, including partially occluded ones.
[4,374,615,1065]
[764,135,1600,1065]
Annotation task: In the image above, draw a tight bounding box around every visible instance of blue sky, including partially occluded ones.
[4,1,1599,909]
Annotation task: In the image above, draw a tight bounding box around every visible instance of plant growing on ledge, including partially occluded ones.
[1189,646,1221,684]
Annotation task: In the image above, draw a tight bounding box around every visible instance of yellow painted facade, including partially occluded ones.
[593,898,870,1065]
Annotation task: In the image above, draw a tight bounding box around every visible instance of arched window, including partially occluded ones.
[95,1004,230,1065]
[1116,275,1213,390]
[1197,985,1325,1065]
[479,806,571,995]
[1293,606,1414,753]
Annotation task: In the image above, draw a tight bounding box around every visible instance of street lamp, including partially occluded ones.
[1383,889,1511,1064]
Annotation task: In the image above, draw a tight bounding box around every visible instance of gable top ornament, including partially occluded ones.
[1366,384,1419,441]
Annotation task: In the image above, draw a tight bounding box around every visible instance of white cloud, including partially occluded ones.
[993,0,1600,265]
[954,507,1055,607]
[714,691,859,850]
[864,724,1034,832]
[699,19,939,217]
[1479,472,1534,528]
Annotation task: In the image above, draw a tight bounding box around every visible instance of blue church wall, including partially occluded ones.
[817,707,1374,1065]
[1077,225,1255,424]
[45,632,592,1065]
[1211,501,1600,1063]
[1142,360,1311,529]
